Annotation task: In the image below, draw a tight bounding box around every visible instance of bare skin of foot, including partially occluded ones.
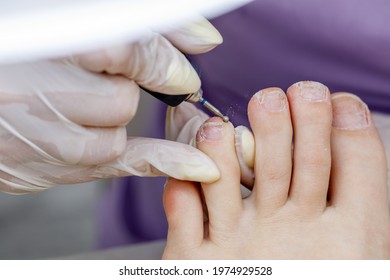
[162,81,390,259]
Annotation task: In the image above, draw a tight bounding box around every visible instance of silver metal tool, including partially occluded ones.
[142,87,230,122]
[141,57,229,122]
[184,88,229,122]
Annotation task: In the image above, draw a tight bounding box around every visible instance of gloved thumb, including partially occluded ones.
[93,137,220,183]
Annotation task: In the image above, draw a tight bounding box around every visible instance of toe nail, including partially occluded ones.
[255,89,287,112]
[197,120,224,143]
[332,94,370,130]
[293,81,328,101]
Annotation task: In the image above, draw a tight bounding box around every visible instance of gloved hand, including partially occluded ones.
[165,102,255,188]
[0,17,222,194]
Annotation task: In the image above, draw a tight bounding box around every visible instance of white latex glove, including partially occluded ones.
[0,17,222,194]
[166,102,255,188]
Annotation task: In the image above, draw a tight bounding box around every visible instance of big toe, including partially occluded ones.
[329,93,388,212]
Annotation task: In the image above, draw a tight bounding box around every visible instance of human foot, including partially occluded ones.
[162,81,390,259]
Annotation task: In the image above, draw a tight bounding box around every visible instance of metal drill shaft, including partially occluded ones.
[185,89,229,122]
[200,98,229,122]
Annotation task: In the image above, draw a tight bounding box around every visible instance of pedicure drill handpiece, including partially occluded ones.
[142,87,230,123]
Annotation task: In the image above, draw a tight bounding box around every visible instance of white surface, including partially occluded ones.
[0,0,252,64]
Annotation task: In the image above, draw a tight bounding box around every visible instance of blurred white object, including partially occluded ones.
[0,0,251,64]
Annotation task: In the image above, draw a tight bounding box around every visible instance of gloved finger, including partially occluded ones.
[165,102,209,144]
[54,126,128,165]
[235,126,255,189]
[46,74,140,127]
[0,169,49,194]
[0,128,126,193]
[0,120,127,165]
[0,91,128,166]
[72,31,203,95]
[0,61,139,127]
[0,137,220,194]
[162,15,223,54]
[92,137,220,183]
